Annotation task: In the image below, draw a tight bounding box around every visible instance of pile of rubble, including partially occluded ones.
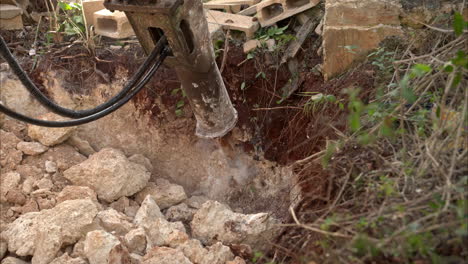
[0,114,279,264]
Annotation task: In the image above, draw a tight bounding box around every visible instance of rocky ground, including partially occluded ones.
[0,116,279,264]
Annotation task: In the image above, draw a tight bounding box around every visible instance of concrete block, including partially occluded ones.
[0,4,22,30]
[94,9,135,39]
[206,9,259,39]
[0,4,21,19]
[322,26,402,80]
[256,0,320,27]
[325,0,401,27]
[82,0,105,27]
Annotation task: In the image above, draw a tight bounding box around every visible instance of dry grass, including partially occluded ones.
[272,18,468,264]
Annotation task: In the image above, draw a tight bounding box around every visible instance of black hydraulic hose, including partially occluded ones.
[0,34,167,118]
[0,46,170,127]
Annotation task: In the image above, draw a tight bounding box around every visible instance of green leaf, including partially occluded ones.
[176,100,185,109]
[349,113,361,132]
[171,88,180,96]
[452,50,468,68]
[240,82,246,90]
[453,12,465,36]
[411,64,432,78]
[175,109,183,117]
[247,53,255,60]
[58,2,72,10]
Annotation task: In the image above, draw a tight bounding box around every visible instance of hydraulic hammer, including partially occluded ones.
[103,0,238,138]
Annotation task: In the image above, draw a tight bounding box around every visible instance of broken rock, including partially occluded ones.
[56,185,98,204]
[27,113,76,146]
[165,203,196,223]
[191,201,278,249]
[145,218,189,248]
[66,135,96,157]
[16,141,48,156]
[0,172,21,202]
[1,257,29,264]
[97,208,134,235]
[84,230,130,264]
[49,253,87,264]
[3,199,98,263]
[142,247,192,264]
[64,148,150,202]
[124,228,146,255]
[133,195,164,228]
[135,179,187,209]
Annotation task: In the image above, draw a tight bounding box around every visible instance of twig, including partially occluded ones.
[287,206,352,238]
[220,30,230,74]
[252,106,303,111]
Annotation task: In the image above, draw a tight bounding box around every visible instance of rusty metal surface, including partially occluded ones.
[104,0,238,138]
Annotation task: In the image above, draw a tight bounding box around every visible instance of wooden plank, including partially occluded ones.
[280,8,322,64]
[205,10,259,38]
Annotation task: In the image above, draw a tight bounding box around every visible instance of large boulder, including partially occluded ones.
[135,179,187,209]
[63,148,151,202]
[191,201,278,249]
[27,113,76,146]
[3,199,98,264]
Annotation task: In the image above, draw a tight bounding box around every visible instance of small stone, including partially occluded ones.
[0,239,7,260]
[64,148,150,202]
[110,196,130,213]
[145,218,189,248]
[15,164,42,180]
[37,197,56,210]
[27,113,76,146]
[176,239,207,264]
[0,172,21,202]
[124,205,139,219]
[243,39,260,53]
[34,177,53,191]
[165,203,196,223]
[66,135,96,157]
[129,253,143,264]
[134,195,164,228]
[227,256,247,264]
[142,247,192,264]
[56,185,98,204]
[45,161,58,173]
[204,242,235,264]
[191,201,278,250]
[84,230,130,264]
[128,154,153,171]
[21,177,35,194]
[49,253,87,264]
[5,189,26,205]
[97,208,134,235]
[1,257,29,264]
[265,39,276,52]
[71,239,86,259]
[186,195,209,209]
[18,199,39,214]
[16,141,48,155]
[135,179,187,209]
[124,228,146,255]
